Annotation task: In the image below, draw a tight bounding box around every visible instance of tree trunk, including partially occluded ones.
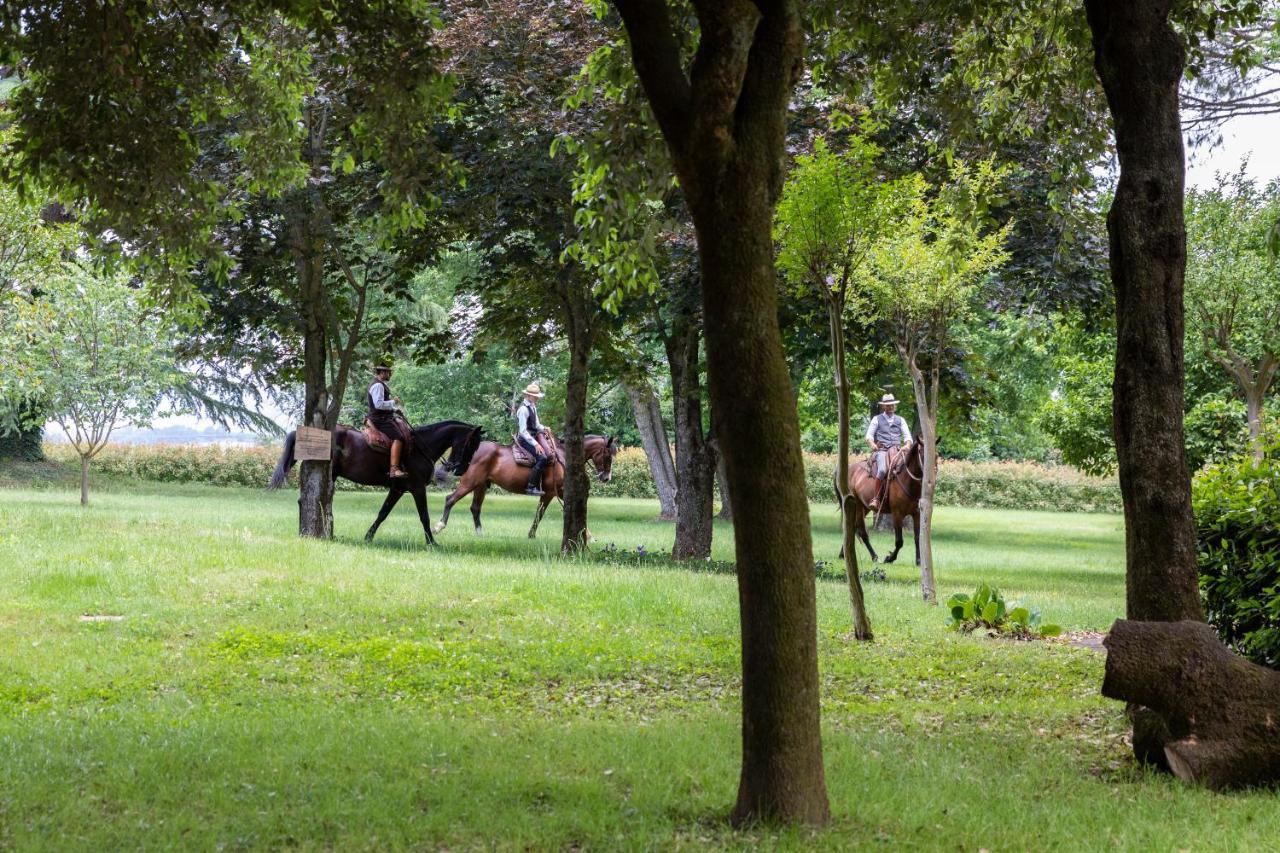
[79,454,89,506]
[1102,620,1280,790]
[829,297,873,638]
[712,435,733,520]
[294,206,334,540]
[907,361,938,603]
[615,0,829,826]
[666,314,715,560]
[0,402,45,461]
[560,284,595,553]
[1245,385,1265,462]
[625,381,677,519]
[1084,0,1203,624]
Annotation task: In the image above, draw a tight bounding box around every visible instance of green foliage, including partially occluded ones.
[1038,321,1117,476]
[948,583,1061,639]
[1185,398,1252,471]
[1192,433,1280,669]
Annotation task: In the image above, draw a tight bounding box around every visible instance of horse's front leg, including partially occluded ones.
[433,476,476,535]
[410,483,436,546]
[883,511,905,564]
[912,510,921,566]
[366,487,405,542]
[854,500,878,563]
[528,496,550,539]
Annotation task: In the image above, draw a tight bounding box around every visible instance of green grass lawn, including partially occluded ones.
[1,477,1276,850]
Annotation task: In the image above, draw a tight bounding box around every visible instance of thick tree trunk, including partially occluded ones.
[625,381,677,519]
[712,435,733,520]
[1102,620,1280,790]
[294,208,334,540]
[666,316,714,560]
[79,454,89,506]
[560,286,594,553]
[616,0,829,826]
[829,298,873,638]
[1085,0,1203,623]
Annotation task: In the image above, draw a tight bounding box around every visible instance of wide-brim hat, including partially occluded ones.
[878,393,900,407]
[374,364,392,373]
[523,382,545,398]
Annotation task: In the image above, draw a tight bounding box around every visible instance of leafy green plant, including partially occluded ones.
[948,583,1061,639]
[1192,432,1280,669]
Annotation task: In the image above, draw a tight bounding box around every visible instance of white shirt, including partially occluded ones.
[866,413,912,446]
[369,381,396,411]
[517,400,539,443]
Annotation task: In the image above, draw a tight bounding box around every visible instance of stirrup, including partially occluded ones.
[525,486,545,496]
[389,467,408,479]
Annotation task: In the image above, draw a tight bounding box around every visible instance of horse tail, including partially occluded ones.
[268,431,297,490]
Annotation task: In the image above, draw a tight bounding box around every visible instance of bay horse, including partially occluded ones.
[839,440,925,564]
[268,420,485,545]
[432,433,619,539]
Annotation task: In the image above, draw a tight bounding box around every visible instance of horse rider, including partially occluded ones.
[516,382,553,496]
[368,365,408,479]
[865,392,912,510]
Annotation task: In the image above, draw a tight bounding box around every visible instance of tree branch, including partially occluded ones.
[612,0,694,151]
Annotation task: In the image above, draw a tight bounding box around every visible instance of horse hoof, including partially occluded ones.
[474,527,485,537]
[431,522,445,534]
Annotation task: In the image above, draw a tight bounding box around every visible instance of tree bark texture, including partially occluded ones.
[1084,0,1203,622]
[712,434,733,520]
[79,454,89,506]
[1102,620,1280,790]
[666,314,715,560]
[560,280,595,553]
[294,201,335,540]
[625,381,678,519]
[907,360,939,603]
[829,297,872,638]
[615,0,830,826]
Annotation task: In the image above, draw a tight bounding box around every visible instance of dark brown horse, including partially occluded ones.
[268,420,485,545]
[840,440,925,564]
[432,434,619,539]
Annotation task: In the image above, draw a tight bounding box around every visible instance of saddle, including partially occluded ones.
[364,416,411,455]
[859,446,906,477]
[510,434,566,468]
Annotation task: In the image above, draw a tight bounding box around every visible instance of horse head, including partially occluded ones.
[445,425,485,475]
[587,434,620,483]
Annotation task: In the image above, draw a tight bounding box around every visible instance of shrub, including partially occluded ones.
[1192,433,1280,669]
[947,583,1061,639]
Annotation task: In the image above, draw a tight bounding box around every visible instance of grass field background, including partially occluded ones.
[2,476,1277,850]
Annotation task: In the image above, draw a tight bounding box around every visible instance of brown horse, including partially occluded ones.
[432,434,619,539]
[268,420,485,545]
[840,440,925,564]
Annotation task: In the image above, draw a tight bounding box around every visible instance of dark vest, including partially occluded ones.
[871,413,905,447]
[368,381,393,420]
[518,400,542,436]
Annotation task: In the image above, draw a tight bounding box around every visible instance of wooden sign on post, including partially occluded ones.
[295,426,333,461]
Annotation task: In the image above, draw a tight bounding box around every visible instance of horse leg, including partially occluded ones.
[410,482,435,546]
[528,495,550,539]
[913,509,922,566]
[855,500,878,563]
[433,474,478,534]
[470,483,489,535]
[884,507,905,564]
[366,487,405,542]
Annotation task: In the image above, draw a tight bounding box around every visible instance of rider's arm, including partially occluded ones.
[899,417,912,446]
[517,406,534,443]
[370,383,396,411]
[865,419,878,450]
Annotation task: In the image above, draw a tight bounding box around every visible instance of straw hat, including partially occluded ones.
[374,364,392,374]
[878,393,900,407]
[523,382,546,398]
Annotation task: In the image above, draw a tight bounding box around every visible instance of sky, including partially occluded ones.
[55,111,1280,442]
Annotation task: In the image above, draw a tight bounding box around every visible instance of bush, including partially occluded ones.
[1192,433,1280,669]
[947,583,1061,639]
[44,440,1122,513]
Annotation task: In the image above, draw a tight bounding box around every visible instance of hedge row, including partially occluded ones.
[50,442,1120,512]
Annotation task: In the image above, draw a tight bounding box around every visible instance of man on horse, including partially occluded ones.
[516,382,553,496]
[368,365,409,479]
[865,392,912,510]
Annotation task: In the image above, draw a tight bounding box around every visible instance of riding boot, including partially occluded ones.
[389,441,408,479]
[526,458,547,496]
[868,477,882,509]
